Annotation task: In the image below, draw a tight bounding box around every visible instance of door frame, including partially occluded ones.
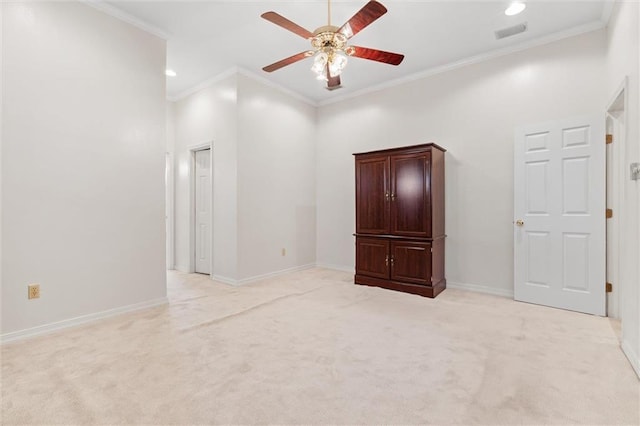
[188,141,214,275]
[165,151,175,270]
[605,77,627,319]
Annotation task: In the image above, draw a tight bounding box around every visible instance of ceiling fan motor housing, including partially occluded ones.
[311,26,349,52]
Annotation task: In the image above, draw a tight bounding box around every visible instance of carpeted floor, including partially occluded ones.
[2,268,639,425]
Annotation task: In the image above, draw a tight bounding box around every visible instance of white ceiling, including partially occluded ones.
[100,0,612,105]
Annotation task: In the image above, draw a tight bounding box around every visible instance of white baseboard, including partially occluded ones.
[1,297,168,344]
[447,281,514,298]
[214,263,317,286]
[315,263,355,273]
[212,274,237,286]
[621,339,640,379]
[314,268,513,298]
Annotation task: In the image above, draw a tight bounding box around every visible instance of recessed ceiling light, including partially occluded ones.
[505,2,526,16]
[165,69,177,77]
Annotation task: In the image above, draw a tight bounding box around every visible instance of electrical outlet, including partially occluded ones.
[28,284,40,300]
[281,248,286,256]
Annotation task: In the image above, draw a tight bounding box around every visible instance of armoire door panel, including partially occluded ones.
[390,153,431,237]
[356,157,390,234]
[355,237,390,279]
[390,241,431,285]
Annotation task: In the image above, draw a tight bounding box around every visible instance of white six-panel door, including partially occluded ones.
[195,149,211,274]
[514,116,605,316]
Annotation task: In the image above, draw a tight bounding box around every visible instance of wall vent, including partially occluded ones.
[495,22,528,40]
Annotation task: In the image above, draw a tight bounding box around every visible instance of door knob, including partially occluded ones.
[515,219,524,226]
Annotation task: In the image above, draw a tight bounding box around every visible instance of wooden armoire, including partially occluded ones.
[353,143,446,298]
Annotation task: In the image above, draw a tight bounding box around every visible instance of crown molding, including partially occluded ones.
[81,0,170,40]
[168,67,317,107]
[317,20,606,107]
[236,67,317,107]
[600,0,615,26]
[168,67,239,102]
[168,18,605,109]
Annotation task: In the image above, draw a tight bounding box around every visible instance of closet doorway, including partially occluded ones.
[190,145,212,275]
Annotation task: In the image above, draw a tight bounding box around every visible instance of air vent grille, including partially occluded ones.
[495,22,528,40]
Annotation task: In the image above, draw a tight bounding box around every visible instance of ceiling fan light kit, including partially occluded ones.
[309,25,351,81]
[261,0,404,90]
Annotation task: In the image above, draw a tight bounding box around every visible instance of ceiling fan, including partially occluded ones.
[261,0,404,90]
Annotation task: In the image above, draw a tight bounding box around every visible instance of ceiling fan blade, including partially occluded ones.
[350,46,404,65]
[261,11,314,39]
[325,64,342,90]
[263,51,312,72]
[338,1,387,39]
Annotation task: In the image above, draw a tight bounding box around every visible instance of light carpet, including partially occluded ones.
[2,268,638,425]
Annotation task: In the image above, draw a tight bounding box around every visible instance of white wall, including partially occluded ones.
[605,1,640,376]
[167,101,176,155]
[166,101,176,269]
[0,4,4,333]
[1,2,167,334]
[174,73,316,283]
[316,30,607,294]
[237,74,316,281]
[171,71,317,283]
[173,75,239,281]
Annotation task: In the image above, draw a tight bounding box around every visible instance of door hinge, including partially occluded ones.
[631,163,640,181]
[606,282,612,293]
[430,247,433,253]
[606,208,613,219]
[606,134,613,144]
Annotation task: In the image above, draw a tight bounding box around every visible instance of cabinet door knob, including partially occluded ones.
[385,255,389,266]
[515,219,524,226]
[391,193,396,201]
[385,192,390,201]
